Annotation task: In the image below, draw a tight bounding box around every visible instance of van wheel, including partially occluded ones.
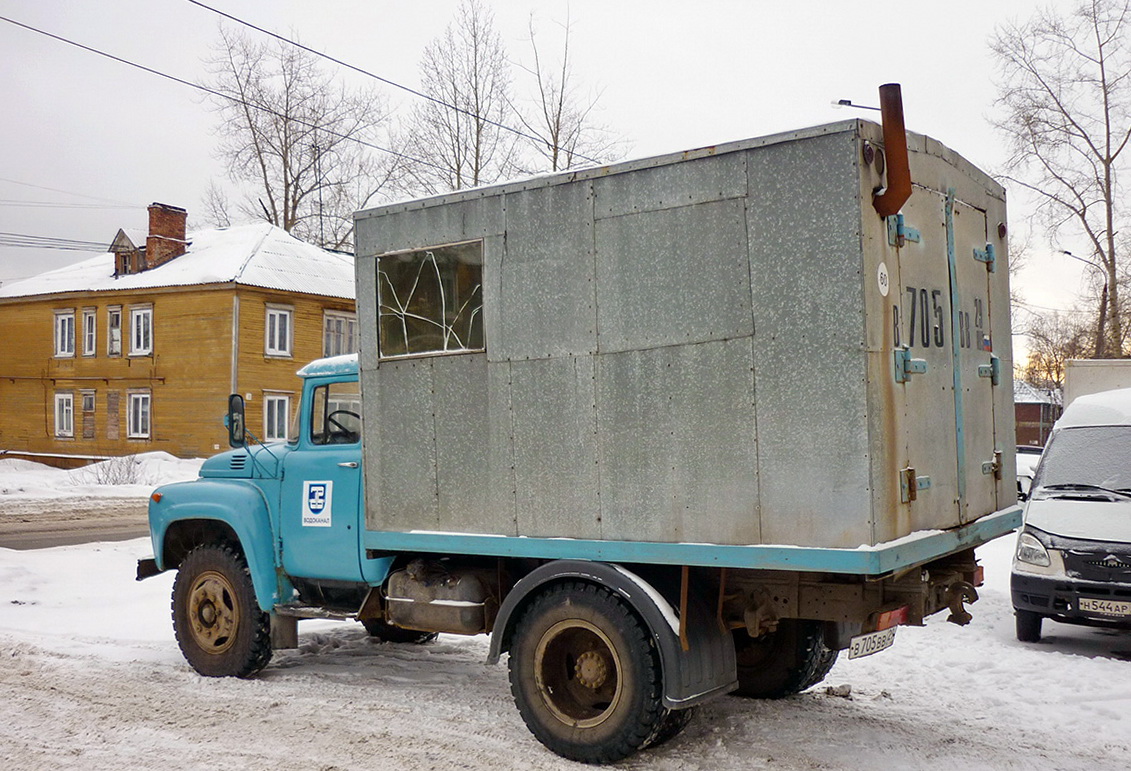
[732,620,838,699]
[172,544,272,678]
[361,618,438,644]
[508,582,665,763]
[1015,610,1043,642]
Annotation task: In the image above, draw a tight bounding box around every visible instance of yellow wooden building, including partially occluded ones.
[0,204,357,461]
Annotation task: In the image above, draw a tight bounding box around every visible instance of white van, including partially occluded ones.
[1012,388,1131,641]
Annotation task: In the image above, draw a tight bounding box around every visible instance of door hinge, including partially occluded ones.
[977,354,1001,386]
[894,346,928,383]
[887,214,921,247]
[973,243,996,273]
[981,450,1003,480]
[900,467,932,503]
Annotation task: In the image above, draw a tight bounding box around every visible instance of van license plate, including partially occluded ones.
[1078,597,1131,617]
[848,627,897,660]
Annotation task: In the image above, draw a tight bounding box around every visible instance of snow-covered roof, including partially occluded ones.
[0,223,355,300]
[1013,380,1061,406]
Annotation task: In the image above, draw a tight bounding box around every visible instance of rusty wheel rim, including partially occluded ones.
[187,570,239,654]
[533,619,623,729]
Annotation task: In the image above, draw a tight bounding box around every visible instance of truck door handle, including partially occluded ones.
[338,461,359,469]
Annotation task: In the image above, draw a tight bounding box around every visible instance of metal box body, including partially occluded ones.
[354,119,1014,551]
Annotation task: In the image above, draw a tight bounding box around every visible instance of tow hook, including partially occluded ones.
[945,581,978,626]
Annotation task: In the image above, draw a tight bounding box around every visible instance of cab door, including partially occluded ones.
[280,378,365,582]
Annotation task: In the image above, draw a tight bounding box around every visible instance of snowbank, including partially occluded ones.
[0,452,202,503]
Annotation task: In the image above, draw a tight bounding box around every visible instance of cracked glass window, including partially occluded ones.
[377,241,484,358]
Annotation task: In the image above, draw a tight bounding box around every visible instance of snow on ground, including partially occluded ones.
[0,453,203,502]
[1,461,1130,769]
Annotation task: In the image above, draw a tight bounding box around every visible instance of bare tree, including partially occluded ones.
[992,0,1131,357]
[1020,309,1094,390]
[399,0,519,194]
[203,27,397,250]
[513,14,624,171]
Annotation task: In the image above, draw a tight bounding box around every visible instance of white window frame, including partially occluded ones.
[107,306,122,357]
[82,308,97,357]
[264,394,291,441]
[265,305,293,357]
[54,310,75,357]
[323,311,358,357]
[127,391,151,439]
[129,306,153,356]
[54,392,74,438]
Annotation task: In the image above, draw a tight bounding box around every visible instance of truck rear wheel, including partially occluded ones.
[732,620,838,699]
[508,582,666,763]
[172,544,272,678]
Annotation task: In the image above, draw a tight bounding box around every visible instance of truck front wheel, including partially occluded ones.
[508,582,666,763]
[732,620,838,699]
[172,544,272,678]
[1015,610,1043,643]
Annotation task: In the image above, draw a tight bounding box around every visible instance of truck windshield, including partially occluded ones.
[1033,425,1131,495]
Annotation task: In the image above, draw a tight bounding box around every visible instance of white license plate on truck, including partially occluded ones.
[848,627,897,659]
[1078,597,1131,617]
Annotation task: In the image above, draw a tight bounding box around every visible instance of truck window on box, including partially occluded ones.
[377,241,484,358]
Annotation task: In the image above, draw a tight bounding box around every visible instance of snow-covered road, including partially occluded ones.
[1,535,1129,770]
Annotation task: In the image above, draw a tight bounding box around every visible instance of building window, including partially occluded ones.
[130,306,153,356]
[81,390,96,439]
[127,391,151,438]
[377,241,484,358]
[107,307,122,356]
[82,308,97,357]
[323,311,358,357]
[265,306,293,357]
[54,310,75,357]
[264,394,290,441]
[54,393,74,438]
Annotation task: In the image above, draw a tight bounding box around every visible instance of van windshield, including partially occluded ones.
[1033,425,1131,497]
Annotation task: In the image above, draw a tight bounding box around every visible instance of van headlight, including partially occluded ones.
[1016,532,1051,567]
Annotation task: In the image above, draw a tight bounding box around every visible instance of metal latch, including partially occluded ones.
[894,346,928,383]
[981,449,1003,479]
[977,354,1001,386]
[900,466,932,503]
[887,214,921,247]
[973,243,996,273]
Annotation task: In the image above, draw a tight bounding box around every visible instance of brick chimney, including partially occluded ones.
[145,203,188,270]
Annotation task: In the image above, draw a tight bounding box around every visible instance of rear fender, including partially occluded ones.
[149,479,282,612]
[488,560,737,709]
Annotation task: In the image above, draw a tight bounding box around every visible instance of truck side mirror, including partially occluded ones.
[226,394,246,448]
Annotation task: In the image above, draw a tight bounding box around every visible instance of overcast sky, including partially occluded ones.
[0,0,1091,359]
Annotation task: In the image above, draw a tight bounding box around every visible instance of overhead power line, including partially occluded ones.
[0,199,137,210]
[0,176,136,207]
[0,14,447,173]
[183,0,602,166]
[0,231,111,252]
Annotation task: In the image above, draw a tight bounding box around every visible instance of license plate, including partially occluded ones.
[1078,597,1131,617]
[848,627,897,660]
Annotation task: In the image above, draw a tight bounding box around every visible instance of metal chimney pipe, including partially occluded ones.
[872,83,912,217]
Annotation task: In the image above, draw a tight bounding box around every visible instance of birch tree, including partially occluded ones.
[203,27,396,250]
[992,0,1131,356]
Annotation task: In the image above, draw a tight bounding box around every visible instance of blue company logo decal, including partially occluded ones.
[302,481,333,527]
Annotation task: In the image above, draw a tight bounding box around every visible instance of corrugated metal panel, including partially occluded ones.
[510,356,601,539]
[594,197,753,354]
[743,132,874,548]
[495,182,598,362]
[596,339,760,545]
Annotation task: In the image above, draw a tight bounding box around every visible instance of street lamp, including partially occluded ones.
[1062,250,1109,358]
